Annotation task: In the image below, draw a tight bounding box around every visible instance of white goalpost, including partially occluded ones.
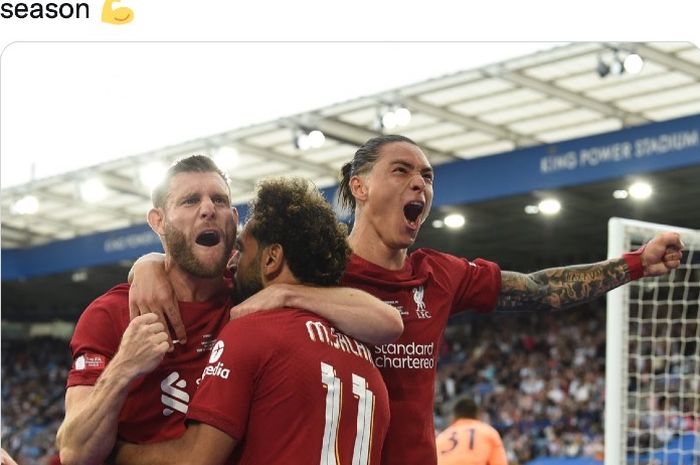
[605,218,700,465]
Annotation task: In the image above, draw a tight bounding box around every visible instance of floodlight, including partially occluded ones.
[307,130,326,149]
[444,213,465,229]
[628,181,652,200]
[538,199,561,215]
[80,178,109,202]
[11,195,39,215]
[623,53,644,74]
[394,107,412,126]
[213,146,241,171]
[139,162,166,189]
[612,189,629,199]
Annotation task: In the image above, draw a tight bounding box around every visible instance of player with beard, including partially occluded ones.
[112,177,390,465]
[56,156,401,465]
[129,137,684,465]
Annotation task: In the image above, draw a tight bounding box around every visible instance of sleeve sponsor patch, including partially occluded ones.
[73,352,107,370]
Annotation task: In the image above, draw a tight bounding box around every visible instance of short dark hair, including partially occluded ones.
[151,155,229,208]
[338,134,419,212]
[453,397,478,419]
[246,177,350,286]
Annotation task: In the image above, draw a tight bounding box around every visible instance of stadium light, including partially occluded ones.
[432,219,444,229]
[538,198,561,215]
[213,146,241,171]
[80,178,109,203]
[524,205,539,215]
[444,213,465,229]
[11,194,39,215]
[623,53,644,74]
[294,129,325,150]
[628,181,652,200]
[376,105,412,131]
[597,47,644,78]
[139,162,166,190]
[307,130,325,148]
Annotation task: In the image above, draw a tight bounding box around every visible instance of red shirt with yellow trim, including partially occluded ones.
[341,249,501,465]
[186,309,390,465]
[67,283,232,443]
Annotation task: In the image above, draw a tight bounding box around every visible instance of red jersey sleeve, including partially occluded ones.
[185,316,269,441]
[66,284,130,387]
[443,254,502,315]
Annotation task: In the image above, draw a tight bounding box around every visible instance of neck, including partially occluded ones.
[167,262,225,302]
[348,220,407,271]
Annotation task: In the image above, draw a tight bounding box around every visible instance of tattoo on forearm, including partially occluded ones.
[496,258,631,312]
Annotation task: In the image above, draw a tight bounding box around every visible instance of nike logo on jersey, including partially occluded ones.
[160,371,189,416]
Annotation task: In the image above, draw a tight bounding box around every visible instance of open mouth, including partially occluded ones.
[403,201,425,226]
[195,231,221,247]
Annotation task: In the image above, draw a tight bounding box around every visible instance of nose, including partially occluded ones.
[200,197,216,219]
[227,249,239,272]
[410,173,426,191]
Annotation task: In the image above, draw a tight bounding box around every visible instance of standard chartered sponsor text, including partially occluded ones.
[374,342,435,369]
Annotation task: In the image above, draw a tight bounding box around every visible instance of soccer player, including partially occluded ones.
[56,156,400,465]
[113,177,390,465]
[333,134,682,465]
[131,136,684,465]
[436,397,508,465]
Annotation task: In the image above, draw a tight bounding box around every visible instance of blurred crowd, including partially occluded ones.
[435,304,609,465]
[2,337,68,465]
[435,300,698,465]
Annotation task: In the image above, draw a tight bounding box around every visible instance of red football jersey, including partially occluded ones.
[67,283,232,443]
[342,249,501,465]
[187,309,390,465]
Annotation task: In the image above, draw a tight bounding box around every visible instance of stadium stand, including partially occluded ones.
[1,336,69,465]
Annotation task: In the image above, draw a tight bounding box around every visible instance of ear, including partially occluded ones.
[147,207,166,236]
[349,175,368,203]
[231,206,239,225]
[260,243,285,280]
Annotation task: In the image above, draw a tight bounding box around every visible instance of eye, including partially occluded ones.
[183,196,198,205]
[394,166,408,174]
[423,173,434,183]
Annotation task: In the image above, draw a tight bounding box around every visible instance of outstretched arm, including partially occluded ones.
[230,283,404,344]
[496,231,684,312]
[57,315,169,465]
[113,423,235,465]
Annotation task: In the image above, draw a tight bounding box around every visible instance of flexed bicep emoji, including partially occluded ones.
[102,0,134,25]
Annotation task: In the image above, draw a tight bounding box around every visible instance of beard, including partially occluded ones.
[233,252,264,301]
[165,222,232,279]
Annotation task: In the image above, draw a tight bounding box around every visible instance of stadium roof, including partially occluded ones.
[2,41,700,251]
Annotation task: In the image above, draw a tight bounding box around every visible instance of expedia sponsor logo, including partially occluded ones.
[373,342,435,369]
[198,362,231,384]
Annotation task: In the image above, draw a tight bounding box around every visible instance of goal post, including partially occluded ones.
[605,217,700,465]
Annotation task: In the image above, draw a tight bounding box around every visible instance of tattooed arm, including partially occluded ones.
[496,232,684,312]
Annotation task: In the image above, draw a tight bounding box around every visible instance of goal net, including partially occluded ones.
[605,218,700,465]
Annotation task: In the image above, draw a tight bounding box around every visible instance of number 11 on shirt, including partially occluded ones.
[321,362,376,465]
